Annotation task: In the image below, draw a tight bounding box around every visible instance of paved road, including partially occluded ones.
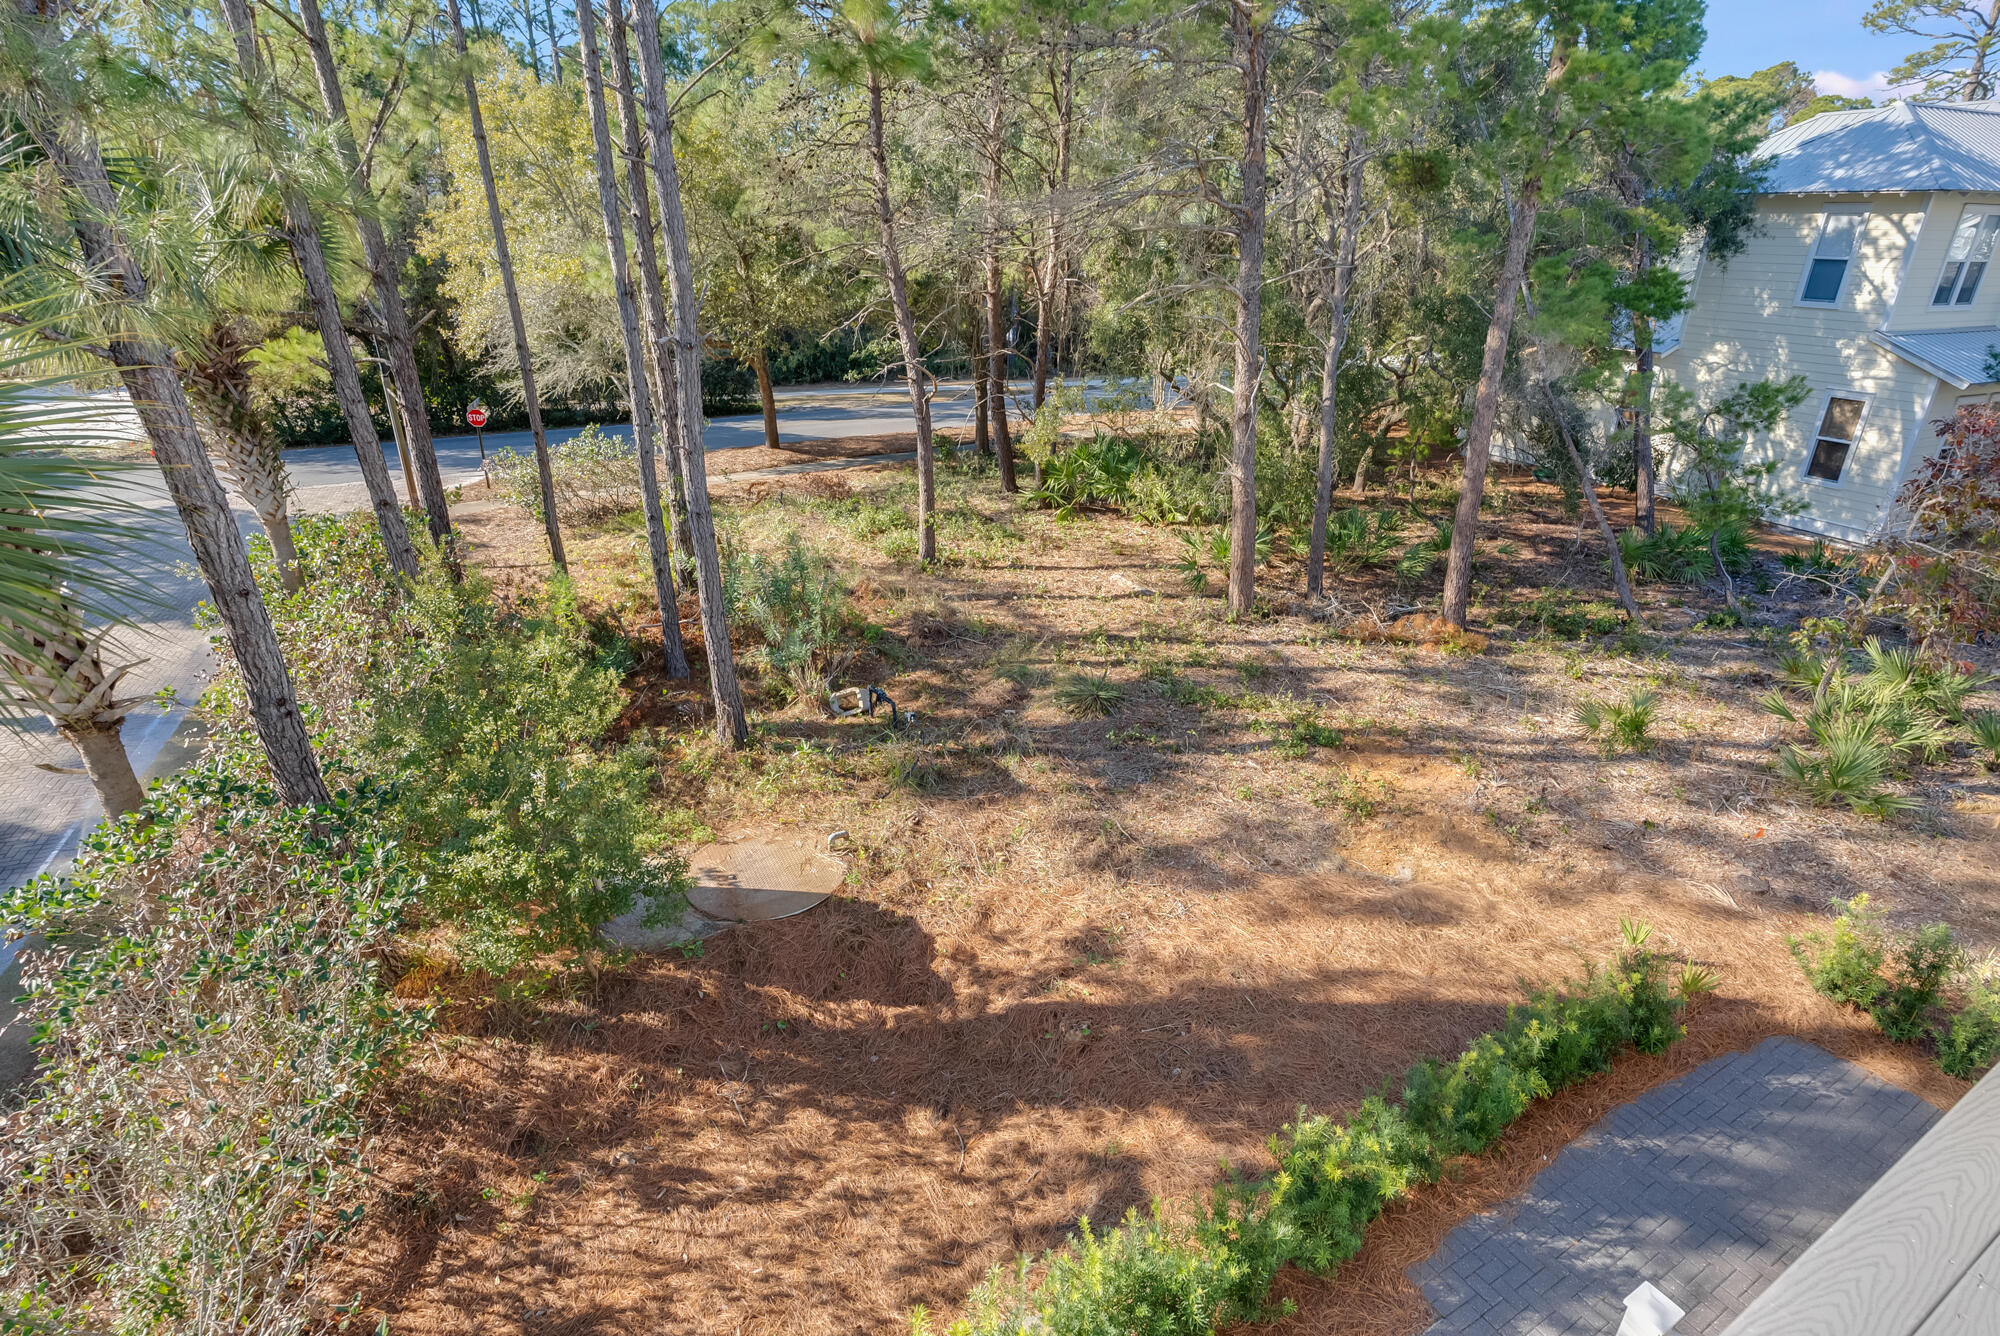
[0,379,1128,892]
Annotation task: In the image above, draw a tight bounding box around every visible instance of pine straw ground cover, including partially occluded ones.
[325,457,1995,1336]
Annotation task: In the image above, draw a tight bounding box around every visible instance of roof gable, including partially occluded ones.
[1757,99,2000,194]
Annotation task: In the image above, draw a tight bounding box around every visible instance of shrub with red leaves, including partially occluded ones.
[1868,405,2000,655]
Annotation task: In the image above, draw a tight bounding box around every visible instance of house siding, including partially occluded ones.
[1882,191,2000,331]
[1658,194,1935,541]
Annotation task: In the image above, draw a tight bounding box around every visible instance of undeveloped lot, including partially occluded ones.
[329,453,1995,1335]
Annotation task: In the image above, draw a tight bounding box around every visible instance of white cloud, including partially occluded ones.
[1811,69,1905,100]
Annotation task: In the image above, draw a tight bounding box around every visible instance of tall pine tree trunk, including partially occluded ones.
[576,0,688,677]
[28,112,327,806]
[865,69,937,564]
[751,345,780,450]
[983,45,1017,492]
[216,0,417,579]
[1306,128,1365,600]
[605,0,695,559]
[1225,0,1268,618]
[1440,179,1541,628]
[632,0,748,745]
[1630,230,1657,534]
[295,0,456,563]
[971,316,991,455]
[446,0,568,570]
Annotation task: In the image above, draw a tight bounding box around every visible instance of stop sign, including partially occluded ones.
[467,406,489,428]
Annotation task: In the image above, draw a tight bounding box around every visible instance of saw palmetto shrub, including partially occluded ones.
[0,765,427,1336]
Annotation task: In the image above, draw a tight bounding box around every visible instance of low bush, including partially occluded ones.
[1027,436,1147,517]
[1792,895,1996,1077]
[734,533,852,702]
[364,577,677,973]
[1969,709,2000,767]
[1939,980,2000,1080]
[0,766,427,1336]
[1789,894,1888,1007]
[929,934,1686,1335]
[1320,507,1407,573]
[490,423,641,527]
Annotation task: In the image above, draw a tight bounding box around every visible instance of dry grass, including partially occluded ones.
[328,456,1998,1336]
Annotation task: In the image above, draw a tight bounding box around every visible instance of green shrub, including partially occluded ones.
[1616,521,1750,583]
[1938,981,2000,1079]
[1026,436,1147,517]
[1321,508,1407,572]
[364,577,678,972]
[934,937,1687,1336]
[1790,895,1888,1007]
[490,423,640,527]
[1266,1097,1416,1272]
[1761,638,1985,816]
[735,533,851,701]
[1870,921,1962,1042]
[1400,1035,1547,1166]
[0,766,427,1336]
[1129,462,1227,527]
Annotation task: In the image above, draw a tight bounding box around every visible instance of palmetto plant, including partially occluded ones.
[0,340,151,818]
[1576,688,1659,754]
[1761,637,1989,816]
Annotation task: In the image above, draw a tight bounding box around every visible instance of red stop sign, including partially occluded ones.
[467,406,489,428]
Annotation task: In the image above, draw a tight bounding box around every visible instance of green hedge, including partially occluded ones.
[921,938,1688,1336]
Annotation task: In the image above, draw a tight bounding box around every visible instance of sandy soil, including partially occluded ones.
[327,455,1997,1336]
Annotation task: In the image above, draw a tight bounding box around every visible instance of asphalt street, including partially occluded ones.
[0,379,1070,892]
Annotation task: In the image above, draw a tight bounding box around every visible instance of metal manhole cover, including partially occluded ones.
[684,836,843,922]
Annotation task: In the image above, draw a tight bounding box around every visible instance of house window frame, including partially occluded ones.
[1795,207,1869,308]
[1929,206,2000,307]
[1802,388,1872,488]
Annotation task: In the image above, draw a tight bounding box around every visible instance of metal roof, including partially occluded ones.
[1757,100,2000,194]
[1869,326,2000,387]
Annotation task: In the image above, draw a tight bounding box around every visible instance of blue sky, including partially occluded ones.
[1698,1,1915,99]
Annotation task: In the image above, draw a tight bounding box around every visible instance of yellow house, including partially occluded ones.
[1658,99,2000,542]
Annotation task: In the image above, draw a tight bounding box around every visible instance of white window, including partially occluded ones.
[1798,210,1866,305]
[1806,395,1866,482]
[1932,208,2000,306]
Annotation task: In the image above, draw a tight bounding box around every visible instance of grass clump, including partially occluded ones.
[930,933,1688,1335]
[1055,671,1127,717]
[1575,688,1659,755]
[1270,706,1344,759]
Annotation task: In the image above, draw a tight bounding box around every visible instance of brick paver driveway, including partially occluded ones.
[1411,1037,1938,1336]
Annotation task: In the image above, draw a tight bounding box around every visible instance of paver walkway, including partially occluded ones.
[1411,1038,1938,1336]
